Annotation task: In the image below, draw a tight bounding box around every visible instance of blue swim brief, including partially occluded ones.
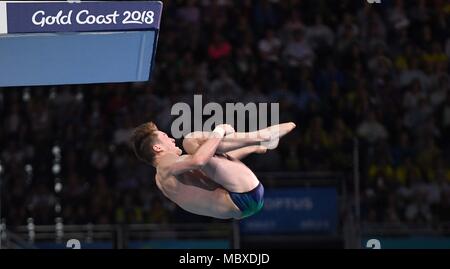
[229,183,264,218]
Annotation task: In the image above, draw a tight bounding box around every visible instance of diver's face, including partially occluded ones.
[154,131,182,155]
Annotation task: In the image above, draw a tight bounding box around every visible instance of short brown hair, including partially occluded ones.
[131,122,159,165]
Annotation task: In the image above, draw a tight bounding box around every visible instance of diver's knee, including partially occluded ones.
[182,138,199,154]
[183,132,210,154]
[184,131,206,139]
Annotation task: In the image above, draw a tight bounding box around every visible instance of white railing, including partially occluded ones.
[362,222,450,236]
[4,222,236,249]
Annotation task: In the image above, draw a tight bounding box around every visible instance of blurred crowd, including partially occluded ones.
[0,0,449,228]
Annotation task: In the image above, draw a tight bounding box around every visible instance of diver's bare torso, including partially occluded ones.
[155,155,242,219]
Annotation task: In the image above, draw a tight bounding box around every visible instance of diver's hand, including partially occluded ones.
[215,124,235,135]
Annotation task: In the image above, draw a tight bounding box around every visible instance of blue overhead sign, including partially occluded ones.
[0,1,163,87]
[1,1,163,34]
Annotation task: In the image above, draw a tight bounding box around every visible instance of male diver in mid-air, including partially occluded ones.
[131,122,296,219]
